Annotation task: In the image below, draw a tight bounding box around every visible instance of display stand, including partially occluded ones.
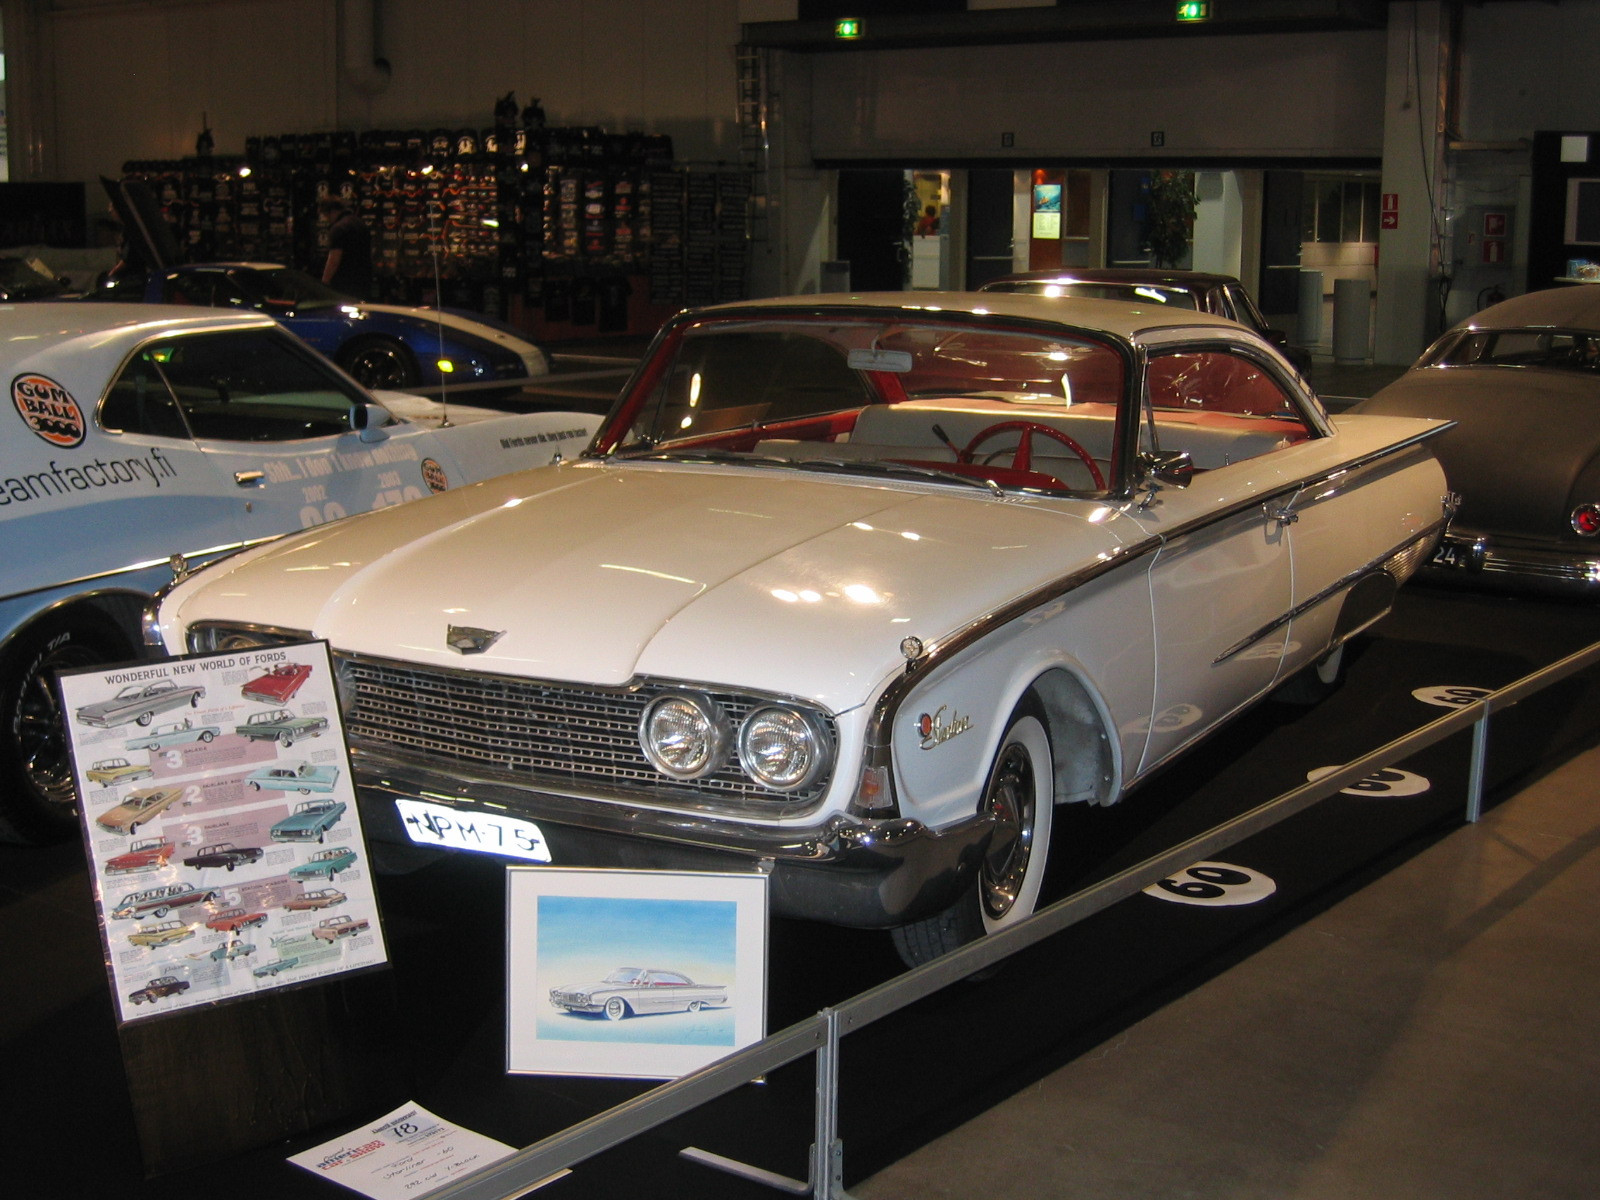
[119,972,404,1176]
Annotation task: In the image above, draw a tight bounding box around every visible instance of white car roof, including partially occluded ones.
[1,303,278,404]
[693,290,1253,344]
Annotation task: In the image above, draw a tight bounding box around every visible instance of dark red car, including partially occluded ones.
[241,663,312,703]
[205,906,268,933]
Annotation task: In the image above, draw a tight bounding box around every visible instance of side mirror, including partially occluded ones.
[350,402,390,443]
[1138,449,1194,490]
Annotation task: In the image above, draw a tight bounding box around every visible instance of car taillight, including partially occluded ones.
[1573,503,1600,536]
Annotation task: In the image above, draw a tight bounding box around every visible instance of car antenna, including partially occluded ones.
[427,196,451,427]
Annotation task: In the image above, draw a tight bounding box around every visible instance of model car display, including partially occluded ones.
[283,887,346,911]
[0,303,597,845]
[86,758,154,786]
[1352,286,1600,595]
[246,761,340,793]
[109,883,214,919]
[147,291,1451,963]
[549,968,728,1020]
[312,915,370,941]
[269,799,347,843]
[980,267,1313,375]
[104,837,175,874]
[129,975,190,1004]
[124,718,220,752]
[206,907,268,933]
[241,663,312,703]
[180,842,263,871]
[128,919,196,948]
[95,786,186,835]
[75,679,205,729]
[235,709,329,746]
[289,846,358,880]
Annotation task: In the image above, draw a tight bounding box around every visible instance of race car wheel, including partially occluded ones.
[604,997,630,1021]
[892,699,1054,968]
[0,612,132,844]
[340,336,420,390]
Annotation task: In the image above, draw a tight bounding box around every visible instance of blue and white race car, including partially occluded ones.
[0,303,597,844]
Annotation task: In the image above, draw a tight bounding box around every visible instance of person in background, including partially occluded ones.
[319,196,373,300]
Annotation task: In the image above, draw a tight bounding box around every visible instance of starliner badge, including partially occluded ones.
[917,705,972,750]
[446,625,505,655]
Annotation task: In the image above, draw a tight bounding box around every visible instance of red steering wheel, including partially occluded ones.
[958,420,1105,490]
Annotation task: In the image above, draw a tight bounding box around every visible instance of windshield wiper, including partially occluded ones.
[788,457,1005,497]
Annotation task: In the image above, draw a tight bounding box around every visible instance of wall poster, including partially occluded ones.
[60,640,387,1025]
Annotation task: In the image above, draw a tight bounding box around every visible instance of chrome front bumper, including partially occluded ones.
[1424,531,1600,597]
[351,747,994,929]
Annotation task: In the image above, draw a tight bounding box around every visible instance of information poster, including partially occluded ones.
[60,641,387,1025]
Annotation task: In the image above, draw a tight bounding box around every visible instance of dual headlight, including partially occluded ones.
[639,692,831,793]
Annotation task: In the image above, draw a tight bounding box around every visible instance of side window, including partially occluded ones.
[100,352,189,438]
[105,329,367,444]
[1145,350,1312,467]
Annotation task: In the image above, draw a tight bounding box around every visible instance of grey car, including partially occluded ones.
[1352,286,1600,596]
[75,679,206,728]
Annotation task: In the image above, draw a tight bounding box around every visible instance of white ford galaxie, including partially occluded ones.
[146,293,1452,962]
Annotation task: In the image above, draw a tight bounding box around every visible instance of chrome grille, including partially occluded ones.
[336,654,836,807]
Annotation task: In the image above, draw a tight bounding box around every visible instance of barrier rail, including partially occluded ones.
[429,636,1600,1200]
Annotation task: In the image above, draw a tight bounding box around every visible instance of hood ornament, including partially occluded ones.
[446,625,505,655]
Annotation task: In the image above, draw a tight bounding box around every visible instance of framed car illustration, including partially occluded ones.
[59,640,387,1025]
[506,867,767,1080]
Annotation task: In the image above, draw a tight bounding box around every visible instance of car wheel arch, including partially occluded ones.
[0,597,142,844]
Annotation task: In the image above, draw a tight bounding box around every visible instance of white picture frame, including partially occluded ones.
[506,867,768,1079]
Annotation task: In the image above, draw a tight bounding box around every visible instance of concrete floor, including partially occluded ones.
[856,743,1600,1200]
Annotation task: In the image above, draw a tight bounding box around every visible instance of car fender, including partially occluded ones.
[887,561,1151,833]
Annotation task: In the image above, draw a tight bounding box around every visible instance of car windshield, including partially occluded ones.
[612,314,1127,495]
[1425,328,1600,373]
[231,267,351,311]
[603,968,646,984]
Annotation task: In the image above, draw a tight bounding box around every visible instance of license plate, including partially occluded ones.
[1431,541,1465,567]
[395,799,552,862]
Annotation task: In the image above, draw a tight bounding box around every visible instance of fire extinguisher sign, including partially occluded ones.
[1381,192,1399,230]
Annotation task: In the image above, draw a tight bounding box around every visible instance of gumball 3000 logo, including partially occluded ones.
[420,458,449,493]
[13,374,85,447]
[1144,862,1277,907]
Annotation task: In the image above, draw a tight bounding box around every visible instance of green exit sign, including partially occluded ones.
[835,17,862,40]
[1176,1,1211,21]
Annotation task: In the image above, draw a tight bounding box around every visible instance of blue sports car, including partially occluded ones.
[97,262,549,395]
[97,173,548,395]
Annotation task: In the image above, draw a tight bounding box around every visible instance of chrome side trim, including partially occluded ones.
[1,537,278,607]
[1212,517,1449,665]
[855,430,1449,806]
[857,534,1163,803]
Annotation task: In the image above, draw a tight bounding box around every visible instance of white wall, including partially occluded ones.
[808,29,1388,161]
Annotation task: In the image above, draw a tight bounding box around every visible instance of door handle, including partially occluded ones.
[234,470,265,487]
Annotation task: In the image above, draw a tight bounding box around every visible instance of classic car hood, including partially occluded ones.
[1355,368,1600,532]
[170,460,1138,709]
